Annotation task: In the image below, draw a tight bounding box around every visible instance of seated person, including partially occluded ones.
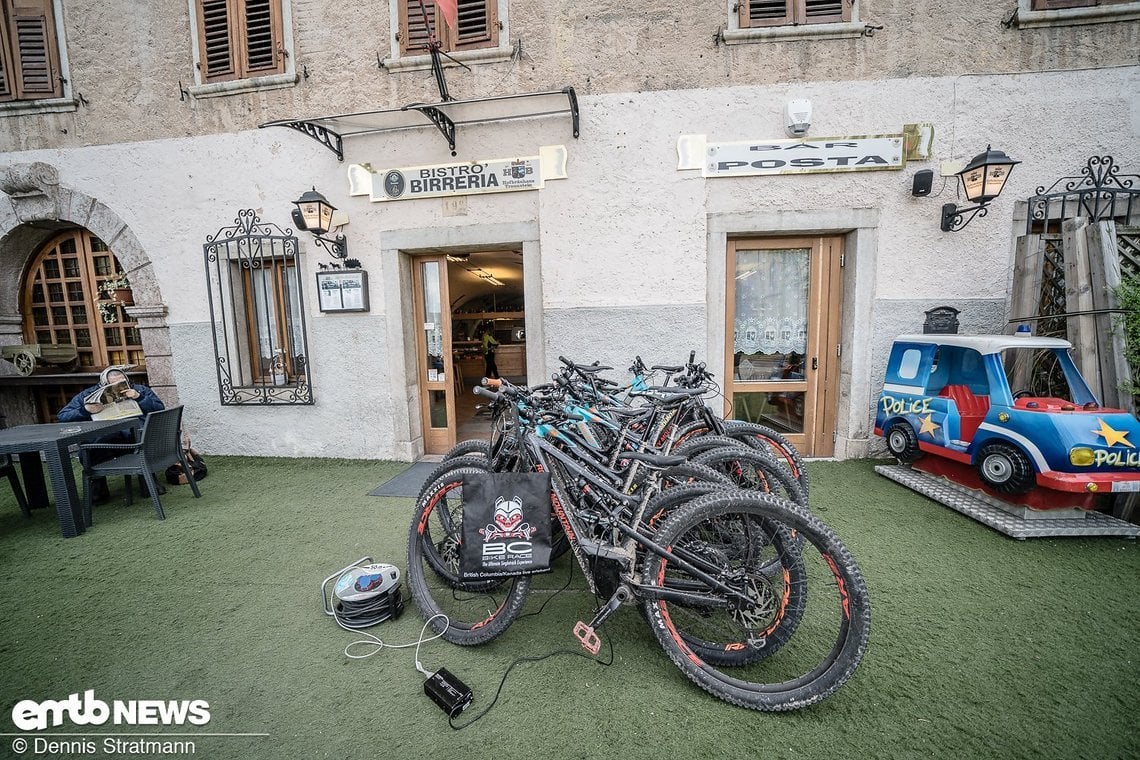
[58,367,165,502]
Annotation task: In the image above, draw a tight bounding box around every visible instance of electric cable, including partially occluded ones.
[516,548,576,621]
[447,639,614,730]
[448,547,615,729]
[336,611,451,668]
[331,588,405,629]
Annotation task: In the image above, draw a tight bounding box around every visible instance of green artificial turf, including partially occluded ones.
[0,458,1137,759]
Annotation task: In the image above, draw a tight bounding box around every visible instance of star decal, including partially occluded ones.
[1092,418,1134,448]
[918,414,941,438]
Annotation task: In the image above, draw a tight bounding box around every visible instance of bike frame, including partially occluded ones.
[522,432,756,608]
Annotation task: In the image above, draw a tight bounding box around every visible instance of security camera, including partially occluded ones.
[784,99,812,138]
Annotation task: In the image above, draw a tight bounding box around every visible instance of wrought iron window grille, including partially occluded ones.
[203,209,314,405]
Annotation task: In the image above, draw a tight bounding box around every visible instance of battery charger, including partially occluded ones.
[424,667,474,717]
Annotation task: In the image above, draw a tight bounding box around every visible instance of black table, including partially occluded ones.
[0,418,142,537]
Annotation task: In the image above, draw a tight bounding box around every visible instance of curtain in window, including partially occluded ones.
[733,248,809,356]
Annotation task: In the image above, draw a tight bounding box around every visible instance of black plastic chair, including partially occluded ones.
[79,406,200,523]
[0,454,30,518]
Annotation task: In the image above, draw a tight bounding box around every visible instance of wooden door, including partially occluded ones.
[725,236,843,457]
[412,255,456,453]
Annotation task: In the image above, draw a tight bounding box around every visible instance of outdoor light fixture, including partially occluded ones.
[940,146,1021,232]
[292,187,348,258]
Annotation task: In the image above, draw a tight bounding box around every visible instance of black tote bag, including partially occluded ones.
[459,471,553,579]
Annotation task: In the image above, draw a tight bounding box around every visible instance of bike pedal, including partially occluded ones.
[572,621,601,655]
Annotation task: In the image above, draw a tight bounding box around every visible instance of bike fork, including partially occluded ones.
[573,584,631,655]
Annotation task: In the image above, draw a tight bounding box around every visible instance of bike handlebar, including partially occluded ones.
[473,385,501,402]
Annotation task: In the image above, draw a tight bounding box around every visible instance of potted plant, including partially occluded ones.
[270,349,287,386]
[96,300,119,324]
[100,274,133,306]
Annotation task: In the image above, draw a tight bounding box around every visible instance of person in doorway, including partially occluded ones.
[480,322,500,380]
[57,366,166,503]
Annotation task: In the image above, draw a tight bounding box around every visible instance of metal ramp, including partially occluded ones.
[875,464,1140,540]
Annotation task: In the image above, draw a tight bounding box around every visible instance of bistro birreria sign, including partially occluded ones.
[348,145,568,203]
[677,134,906,177]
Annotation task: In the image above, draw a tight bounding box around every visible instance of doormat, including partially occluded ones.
[368,461,439,498]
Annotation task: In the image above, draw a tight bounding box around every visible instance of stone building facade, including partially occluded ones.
[0,1,1137,460]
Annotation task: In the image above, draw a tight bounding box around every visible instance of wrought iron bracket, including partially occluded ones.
[311,233,348,259]
[277,120,345,162]
[941,202,989,232]
[413,104,458,155]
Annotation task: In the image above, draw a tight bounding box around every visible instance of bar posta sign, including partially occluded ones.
[347,145,567,202]
[677,127,931,177]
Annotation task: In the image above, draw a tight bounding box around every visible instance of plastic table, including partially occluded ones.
[0,418,141,537]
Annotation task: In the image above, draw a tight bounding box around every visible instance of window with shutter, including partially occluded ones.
[399,0,497,56]
[195,0,283,83]
[739,0,852,28]
[0,0,63,102]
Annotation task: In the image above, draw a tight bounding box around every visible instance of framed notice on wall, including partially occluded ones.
[316,270,370,313]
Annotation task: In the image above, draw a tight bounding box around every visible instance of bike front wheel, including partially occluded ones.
[406,466,532,645]
[640,491,870,711]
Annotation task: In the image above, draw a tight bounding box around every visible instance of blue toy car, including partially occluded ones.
[874,334,1140,499]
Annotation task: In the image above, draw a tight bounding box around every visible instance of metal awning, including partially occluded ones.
[260,87,579,162]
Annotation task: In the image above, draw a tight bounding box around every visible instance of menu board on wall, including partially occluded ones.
[316,270,370,313]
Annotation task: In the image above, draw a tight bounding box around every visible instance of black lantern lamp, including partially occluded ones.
[292,187,348,258]
[940,146,1021,232]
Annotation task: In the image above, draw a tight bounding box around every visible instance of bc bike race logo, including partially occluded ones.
[8,690,213,755]
[478,496,536,561]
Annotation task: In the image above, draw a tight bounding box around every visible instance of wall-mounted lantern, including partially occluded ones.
[292,187,348,258]
[940,146,1021,232]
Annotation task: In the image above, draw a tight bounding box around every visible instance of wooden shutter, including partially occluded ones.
[196,0,282,82]
[400,0,496,54]
[741,1,794,28]
[242,0,282,75]
[5,0,61,99]
[198,0,237,80]
[452,0,496,51]
[0,23,12,99]
[400,0,436,55]
[740,0,851,27]
[801,0,848,24]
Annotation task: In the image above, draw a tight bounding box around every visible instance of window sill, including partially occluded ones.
[0,97,78,117]
[189,72,299,100]
[1016,2,1140,27]
[382,45,513,73]
[722,21,867,44]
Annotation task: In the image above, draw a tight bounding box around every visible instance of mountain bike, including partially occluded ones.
[406,386,870,711]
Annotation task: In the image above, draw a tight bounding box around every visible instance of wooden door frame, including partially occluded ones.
[411,254,456,453]
[724,235,843,456]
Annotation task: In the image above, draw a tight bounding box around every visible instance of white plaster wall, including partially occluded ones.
[1,66,1136,459]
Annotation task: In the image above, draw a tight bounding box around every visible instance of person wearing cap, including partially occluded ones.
[57,367,166,502]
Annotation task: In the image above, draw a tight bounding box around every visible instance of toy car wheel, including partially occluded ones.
[886,422,922,463]
[976,443,1036,494]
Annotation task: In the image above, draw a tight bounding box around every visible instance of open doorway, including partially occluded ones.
[411,248,526,454]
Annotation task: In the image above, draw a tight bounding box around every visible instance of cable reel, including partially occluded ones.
[321,556,405,629]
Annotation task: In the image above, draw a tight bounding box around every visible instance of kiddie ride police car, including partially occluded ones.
[874,332,1140,511]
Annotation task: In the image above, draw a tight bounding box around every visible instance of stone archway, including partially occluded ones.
[0,161,178,407]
